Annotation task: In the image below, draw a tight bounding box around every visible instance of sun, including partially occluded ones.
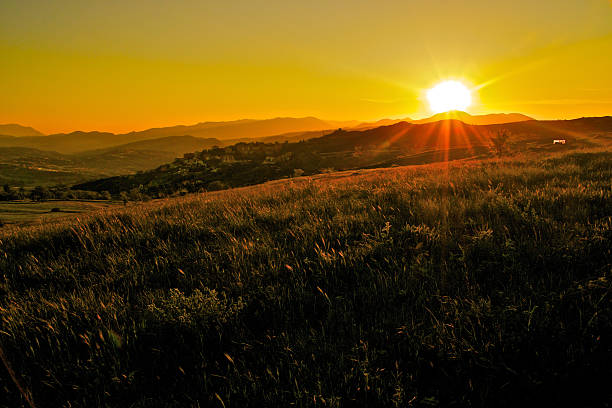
[427,81,472,113]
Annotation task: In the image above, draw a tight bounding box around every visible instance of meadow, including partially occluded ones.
[0,149,610,407]
[0,200,123,228]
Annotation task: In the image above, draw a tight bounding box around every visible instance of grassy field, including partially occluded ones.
[0,200,124,228]
[0,149,611,407]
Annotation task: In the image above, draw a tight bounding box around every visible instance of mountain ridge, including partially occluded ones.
[0,117,349,153]
[350,111,532,130]
[0,123,45,137]
[412,110,533,125]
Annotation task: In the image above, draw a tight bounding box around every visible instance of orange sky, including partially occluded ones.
[1,0,612,134]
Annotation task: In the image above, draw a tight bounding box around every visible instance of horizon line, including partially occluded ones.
[4,111,612,136]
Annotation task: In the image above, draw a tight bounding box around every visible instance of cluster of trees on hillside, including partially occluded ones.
[0,182,199,204]
[73,140,331,197]
[0,183,114,202]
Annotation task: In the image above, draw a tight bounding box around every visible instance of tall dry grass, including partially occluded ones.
[1,150,611,407]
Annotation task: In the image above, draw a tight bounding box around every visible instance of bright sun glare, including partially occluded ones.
[427,81,472,113]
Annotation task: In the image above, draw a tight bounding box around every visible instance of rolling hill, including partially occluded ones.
[73,116,612,196]
[0,147,102,186]
[315,116,612,152]
[0,118,348,186]
[86,135,221,155]
[0,137,225,186]
[72,136,224,175]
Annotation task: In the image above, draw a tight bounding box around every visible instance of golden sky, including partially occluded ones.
[2,0,612,134]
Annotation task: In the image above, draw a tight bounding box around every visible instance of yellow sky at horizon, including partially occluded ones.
[1,0,612,134]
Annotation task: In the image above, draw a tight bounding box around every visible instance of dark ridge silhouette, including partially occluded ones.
[351,117,413,129]
[412,110,534,125]
[351,111,532,130]
[319,116,612,150]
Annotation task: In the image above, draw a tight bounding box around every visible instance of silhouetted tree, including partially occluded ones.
[31,186,49,201]
[491,130,510,157]
[128,188,143,201]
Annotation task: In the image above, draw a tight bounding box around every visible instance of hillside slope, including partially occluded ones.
[78,135,222,156]
[72,136,224,175]
[0,137,224,186]
[1,150,611,407]
[0,147,102,186]
[74,117,612,196]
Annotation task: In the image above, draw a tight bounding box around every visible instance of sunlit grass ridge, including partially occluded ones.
[1,150,611,406]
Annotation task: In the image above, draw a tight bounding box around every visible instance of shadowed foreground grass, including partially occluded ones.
[1,151,611,407]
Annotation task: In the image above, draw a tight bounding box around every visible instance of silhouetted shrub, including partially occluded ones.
[207,180,227,191]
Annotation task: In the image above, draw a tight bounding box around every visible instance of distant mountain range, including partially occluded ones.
[0,117,352,154]
[0,112,532,154]
[354,111,533,129]
[120,117,359,141]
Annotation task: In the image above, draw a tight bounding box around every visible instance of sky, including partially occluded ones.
[1,0,612,134]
